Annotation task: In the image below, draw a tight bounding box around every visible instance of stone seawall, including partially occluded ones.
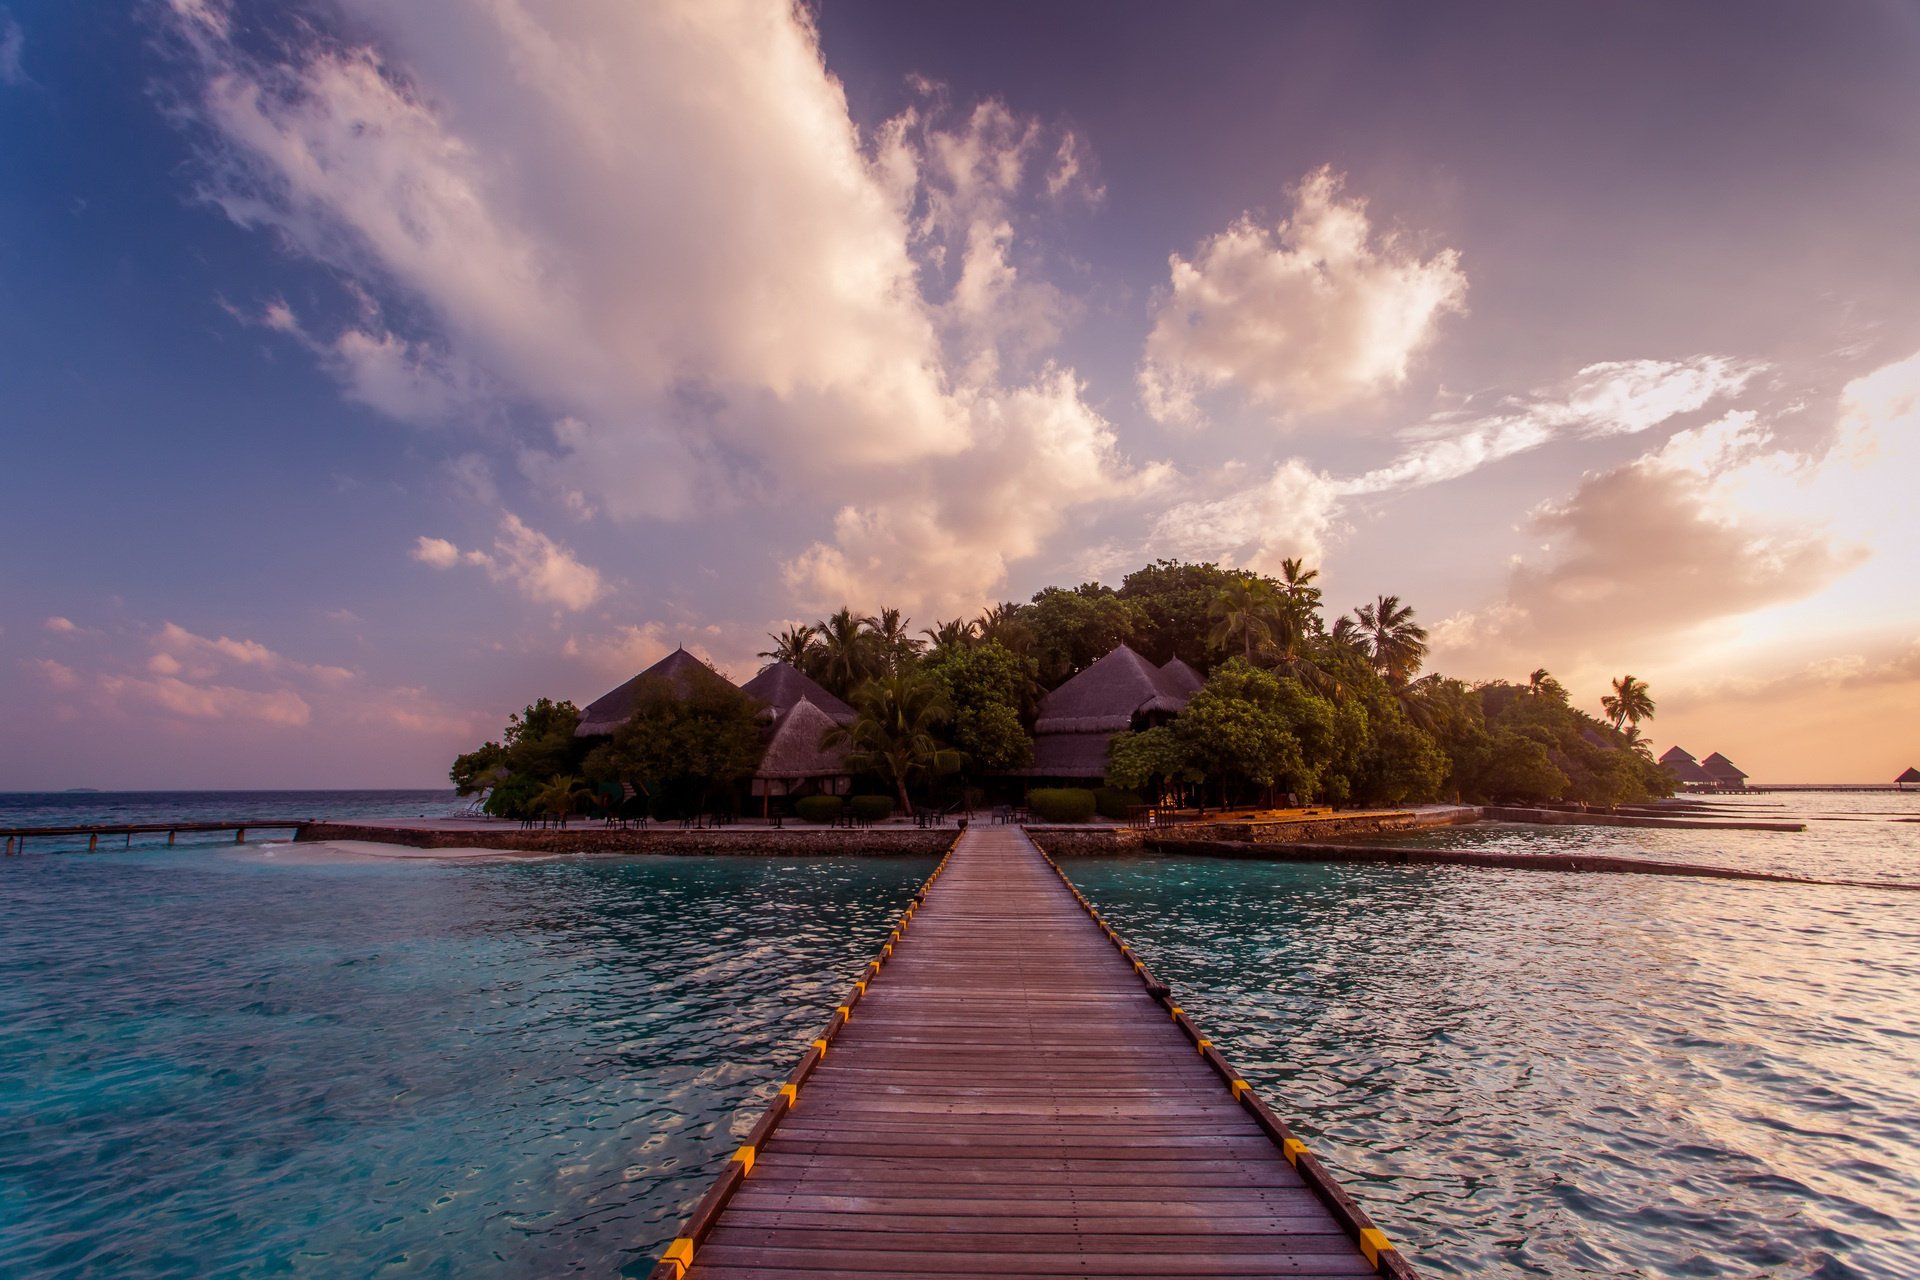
[1027,806,1479,857]
[298,823,955,857]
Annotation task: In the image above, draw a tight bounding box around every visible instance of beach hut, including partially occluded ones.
[1700,751,1749,790]
[750,697,854,807]
[1659,746,1716,788]
[1897,766,1920,791]
[574,646,738,737]
[739,661,857,727]
[1015,646,1200,781]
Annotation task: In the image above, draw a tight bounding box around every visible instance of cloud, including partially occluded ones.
[782,367,1166,615]
[1435,399,1877,665]
[412,513,605,610]
[1338,357,1757,495]
[99,673,313,727]
[44,616,77,634]
[1138,166,1467,426]
[1144,460,1343,574]
[0,12,26,88]
[26,658,79,691]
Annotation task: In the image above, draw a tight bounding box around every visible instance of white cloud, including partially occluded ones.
[1339,356,1757,495]
[782,367,1165,615]
[1145,460,1343,574]
[26,658,79,691]
[412,514,604,610]
[0,12,26,88]
[99,673,313,727]
[43,616,77,634]
[1139,166,1467,425]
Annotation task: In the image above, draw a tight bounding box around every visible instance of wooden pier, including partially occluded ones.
[0,820,306,855]
[654,825,1415,1280]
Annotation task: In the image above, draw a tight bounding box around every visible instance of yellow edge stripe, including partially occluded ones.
[1282,1137,1307,1165]
[778,1084,798,1107]
[1230,1079,1250,1101]
[811,1038,828,1057]
[1360,1227,1394,1265]
[730,1145,756,1176]
[660,1237,693,1276]
[1196,1038,1212,1054]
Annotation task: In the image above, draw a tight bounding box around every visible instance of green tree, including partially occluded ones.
[824,672,964,817]
[451,697,583,798]
[1351,595,1430,685]
[1207,574,1284,662]
[868,607,923,675]
[596,676,765,818]
[1526,667,1567,703]
[1601,674,1655,731]
[974,601,1035,657]
[759,624,818,669]
[1105,724,1203,798]
[531,774,591,826]
[1117,559,1238,667]
[924,641,1037,772]
[813,607,878,697]
[921,617,978,656]
[1174,659,1308,802]
[1027,584,1141,685]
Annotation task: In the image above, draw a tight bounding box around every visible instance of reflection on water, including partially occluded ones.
[1065,855,1920,1280]
[0,847,931,1278]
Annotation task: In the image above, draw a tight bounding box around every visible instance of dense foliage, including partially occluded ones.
[453,557,1674,818]
[1028,788,1097,823]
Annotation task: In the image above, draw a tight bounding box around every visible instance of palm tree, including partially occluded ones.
[823,673,964,817]
[759,624,819,669]
[922,617,978,654]
[1619,723,1656,760]
[975,602,1033,655]
[1328,614,1368,653]
[868,607,922,674]
[1278,558,1322,612]
[1527,668,1567,703]
[1208,575,1282,661]
[532,774,589,827]
[1353,595,1429,685]
[814,607,877,697]
[1602,674,1655,731]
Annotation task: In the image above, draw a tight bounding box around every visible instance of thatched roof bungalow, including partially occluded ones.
[1700,751,1749,788]
[1896,766,1920,790]
[1659,746,1716,786]
[750,698,853,800]
[575,647,737,737]
[1016,645,1201,780]
[739,662,856,727]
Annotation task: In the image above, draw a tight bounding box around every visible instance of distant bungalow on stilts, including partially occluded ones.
[1897,766,1920,791]
[1658,746,1716,789]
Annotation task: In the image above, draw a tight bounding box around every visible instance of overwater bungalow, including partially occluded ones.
[1659,745,1716,788]
[1700,751,1750,790]
[1897,766,1920,791]
[1015,644,1200,783]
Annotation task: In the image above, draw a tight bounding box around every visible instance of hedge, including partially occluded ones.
[794,795,843,823]
[1028,788,1096,823]
[1092,787,1142,821]
[849,795,896,823]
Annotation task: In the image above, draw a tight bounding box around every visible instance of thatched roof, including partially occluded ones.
[740,662,856,727]
[755,697,852,780]
[1034,644,1198,734]
[1009,730,1113,778]
[1896,766,1920,784]
[1700,751,1748,782]
[1160,657,1205,696]
[576,647,737,736]
[1659,746,1715,784]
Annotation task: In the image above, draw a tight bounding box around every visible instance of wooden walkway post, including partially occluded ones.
[652,825,1417,1279]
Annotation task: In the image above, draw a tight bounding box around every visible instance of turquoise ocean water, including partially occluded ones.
[2,790,1916,1277]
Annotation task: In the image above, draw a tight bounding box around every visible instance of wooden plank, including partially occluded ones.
[672,826,1394,1280]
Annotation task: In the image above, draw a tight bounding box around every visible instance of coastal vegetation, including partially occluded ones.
[451,558,1673,820]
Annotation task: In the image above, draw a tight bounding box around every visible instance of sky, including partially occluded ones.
[2,0,1918,788]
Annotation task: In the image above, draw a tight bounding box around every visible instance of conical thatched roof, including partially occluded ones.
[1034,644,1198,734]
[1159,657,1204,696]
[1659,745,1715,783]
[755,697,852,780]
[575,647,737,736]
[1700,751,1748,782]
[1896,766,1920,785]
[740,662,856,727]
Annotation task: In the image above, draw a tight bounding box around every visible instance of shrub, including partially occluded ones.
[1028,788,1096,823]
[794,795,844,824]
[1092,787,1142,821]
[848,795,896,823]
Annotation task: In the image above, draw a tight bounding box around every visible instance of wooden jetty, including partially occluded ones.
[654,825,1415,1280]
[0,820,306,855]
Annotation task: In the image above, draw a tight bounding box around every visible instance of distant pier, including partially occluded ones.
[0,820,307,855]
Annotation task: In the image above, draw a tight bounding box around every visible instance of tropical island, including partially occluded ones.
[450,560,1673,825]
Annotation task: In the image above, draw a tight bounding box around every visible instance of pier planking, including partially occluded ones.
[659,825,1413,1280]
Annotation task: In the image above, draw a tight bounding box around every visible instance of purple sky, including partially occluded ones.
[3,0,1918,787]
